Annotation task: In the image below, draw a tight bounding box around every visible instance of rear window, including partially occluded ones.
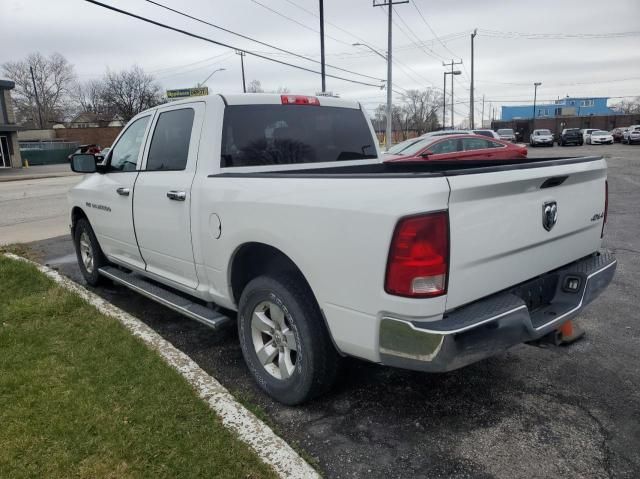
[497,129,514,135]
[221,105,377,167]
[473,130,494,138]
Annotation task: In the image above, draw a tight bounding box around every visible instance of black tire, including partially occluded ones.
[73,217,108,286]
[237,273,340,405]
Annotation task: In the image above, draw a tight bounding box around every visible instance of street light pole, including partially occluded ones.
[443,59,462,129]
[532,82,542,129]
[198,68,226,87]
[470,28,477,129]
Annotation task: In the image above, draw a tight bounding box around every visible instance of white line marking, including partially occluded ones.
[4,253,319,479]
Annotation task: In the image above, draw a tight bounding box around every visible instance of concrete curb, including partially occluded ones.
[0,172,76,182]
[4,253,320,479]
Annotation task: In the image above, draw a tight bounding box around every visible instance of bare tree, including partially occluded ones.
[402,88,442,135]
[100,66,164,121]
[73,79,108,114]
[2,52,76,127]
[612,97,640,115]
[246,79,264,93]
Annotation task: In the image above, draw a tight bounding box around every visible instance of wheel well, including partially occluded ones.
[230,243,310,305]
[71,207,88,234]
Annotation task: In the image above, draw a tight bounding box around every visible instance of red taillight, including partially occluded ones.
[385,212,449,298]
[601,180,608,238]
[280,95,320,106]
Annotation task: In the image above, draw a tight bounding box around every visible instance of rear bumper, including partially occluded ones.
[379,252,616,372]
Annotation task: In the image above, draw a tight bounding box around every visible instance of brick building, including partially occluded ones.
[0,80,22,168]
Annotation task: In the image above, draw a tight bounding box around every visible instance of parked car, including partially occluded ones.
[587,130,614,145]
[612,127,628,143]
[530,129,555,147]
[95,147,111,163]
[623,125,640,144]
[559,128,584,146]
[67,144,101,162]
[420,129,475,138]
[68,93,615,405]
[496,128,516,142]
[383,134,527,162]
[581,128,599,143]
[472,129,500,139]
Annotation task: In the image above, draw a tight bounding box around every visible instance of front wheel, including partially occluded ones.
[238,273,341,405]
[73,217,108,286]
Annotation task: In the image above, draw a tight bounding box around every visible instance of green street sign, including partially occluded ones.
[166,87,209,99]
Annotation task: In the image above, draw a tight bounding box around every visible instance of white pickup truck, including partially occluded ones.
[68,94,616,405]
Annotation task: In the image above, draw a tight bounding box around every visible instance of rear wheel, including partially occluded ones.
[237,273,340,405]
[73,218,108,286]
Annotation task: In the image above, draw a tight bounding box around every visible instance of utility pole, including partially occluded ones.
[236,51,246,93]
[481,94,485,128]
[442,73,446,129]
[532,82,542,130]
[373,0,408,149]
[319,0,326,92]
[470,29,477,129]
[443,59,462,129]
[30,66,43,129]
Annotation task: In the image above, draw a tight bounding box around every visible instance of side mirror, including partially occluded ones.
[420,150,434,158]
[70,153,97,173]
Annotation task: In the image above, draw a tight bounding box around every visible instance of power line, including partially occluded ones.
[248,0,352,47]
[478,28,640,40]
[148,51,231,74]
[412,1,461,60]
[393,7,447,61]
[83,0,384,88]
[143,0,383,82]
[155,53,234,79]
[280,0,386,52]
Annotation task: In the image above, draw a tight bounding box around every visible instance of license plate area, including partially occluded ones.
[509,274,559,312]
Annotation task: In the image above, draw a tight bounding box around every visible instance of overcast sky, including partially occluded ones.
[3,0,640,125]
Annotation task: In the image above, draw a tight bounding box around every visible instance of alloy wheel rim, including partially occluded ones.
[250,300,298,380]
[79,231,94,273]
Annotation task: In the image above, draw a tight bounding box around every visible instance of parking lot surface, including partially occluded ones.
[24,143,640,478]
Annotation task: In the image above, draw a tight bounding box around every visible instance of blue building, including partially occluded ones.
[501,96,618,121]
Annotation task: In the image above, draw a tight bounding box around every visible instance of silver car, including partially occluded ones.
[530,129,554,147]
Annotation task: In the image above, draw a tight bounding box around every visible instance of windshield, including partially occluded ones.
[592,131,608,136]
[386,137,423,155]
[536,129,552,135]
[220,105,377,167]
[497,129,514,135]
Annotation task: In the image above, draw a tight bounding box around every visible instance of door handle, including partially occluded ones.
[167,190,187,201]
[116,187,130,196]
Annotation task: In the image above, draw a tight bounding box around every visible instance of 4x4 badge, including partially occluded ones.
[542,201,558,231]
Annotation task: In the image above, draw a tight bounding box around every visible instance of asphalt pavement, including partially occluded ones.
[19,143,640,478]
[0,175,81,245]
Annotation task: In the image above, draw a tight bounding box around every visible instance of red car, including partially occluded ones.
[383,134,527,163]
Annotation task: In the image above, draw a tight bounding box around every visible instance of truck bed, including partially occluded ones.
[210,156,602,178]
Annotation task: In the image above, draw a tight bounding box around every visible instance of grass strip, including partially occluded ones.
[0,256,276,479]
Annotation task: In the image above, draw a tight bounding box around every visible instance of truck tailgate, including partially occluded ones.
[446,158,607,310]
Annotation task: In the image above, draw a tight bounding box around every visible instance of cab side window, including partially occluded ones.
[108,116,150,172]
[146,108,195,171]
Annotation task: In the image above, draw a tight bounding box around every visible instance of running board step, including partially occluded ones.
[98,266,230,330]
